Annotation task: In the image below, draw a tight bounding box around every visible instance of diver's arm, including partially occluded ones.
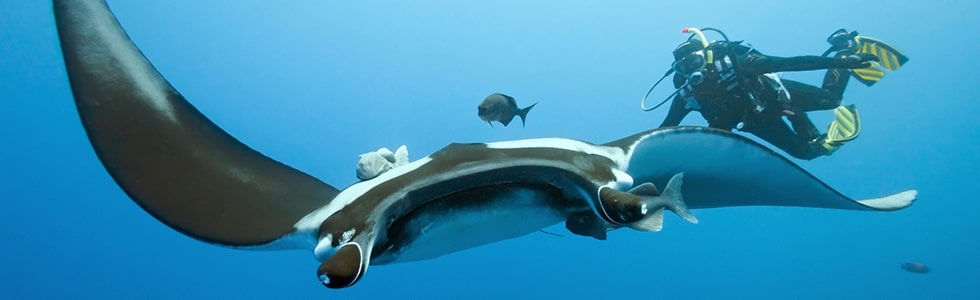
[658,94,691,128]
[658,74,691,127]
[739,53,871,74]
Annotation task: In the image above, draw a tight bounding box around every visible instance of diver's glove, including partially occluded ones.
[840,53,879,69]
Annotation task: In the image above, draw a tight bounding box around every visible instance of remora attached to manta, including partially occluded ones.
[54,0,917,289]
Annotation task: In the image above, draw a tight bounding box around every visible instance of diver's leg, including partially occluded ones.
[745,117,827,160]
[823,29,859,97]
[787,112,821,142]
[821,67,851,98]
[782,79,843,111]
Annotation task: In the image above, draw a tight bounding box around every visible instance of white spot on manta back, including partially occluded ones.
[486,138,628,167]
[342,229,355,243]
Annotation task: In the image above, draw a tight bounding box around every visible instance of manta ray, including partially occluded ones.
[53,0,917,289]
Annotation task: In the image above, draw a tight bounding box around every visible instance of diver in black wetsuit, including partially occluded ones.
[656,28,883,160]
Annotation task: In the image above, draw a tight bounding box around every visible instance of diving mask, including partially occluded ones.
[673,51,706,85]
[673,51,705,75]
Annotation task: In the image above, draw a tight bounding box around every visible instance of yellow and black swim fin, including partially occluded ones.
[850,35,910,86]
[819,105,861,153]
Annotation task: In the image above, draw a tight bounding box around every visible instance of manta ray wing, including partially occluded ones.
[54,0,340,248]
[608,127,915,212]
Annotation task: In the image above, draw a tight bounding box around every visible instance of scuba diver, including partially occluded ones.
[646,28,908,160]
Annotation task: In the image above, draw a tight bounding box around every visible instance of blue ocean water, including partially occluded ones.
[2,0,977,299]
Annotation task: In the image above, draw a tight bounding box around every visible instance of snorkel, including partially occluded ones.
[679,28,712,85]
[682,27,713,64]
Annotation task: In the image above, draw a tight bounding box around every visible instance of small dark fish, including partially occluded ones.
[478,93,537,127]
[901,262,931,274]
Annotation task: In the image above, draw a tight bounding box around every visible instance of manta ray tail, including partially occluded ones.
[628,173,698,232]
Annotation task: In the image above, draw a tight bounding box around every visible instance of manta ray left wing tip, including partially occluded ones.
[54,0,340,248]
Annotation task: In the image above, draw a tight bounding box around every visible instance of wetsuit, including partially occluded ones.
[658,41,864,160]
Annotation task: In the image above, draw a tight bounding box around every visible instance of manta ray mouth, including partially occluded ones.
[374,183,580,264]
